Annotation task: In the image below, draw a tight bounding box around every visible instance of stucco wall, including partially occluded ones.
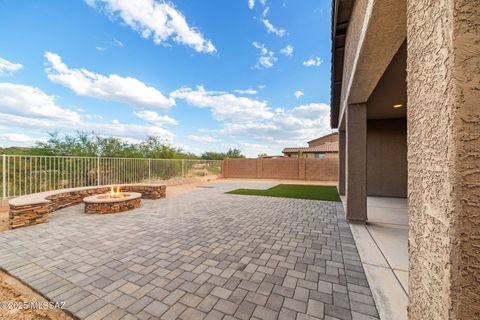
[305,158,338,181]
[326,153,338,159]
[261,158,299,179]
[308,134,339,147]
[222,158,257,178]
[367,119,407,197]
[223,158,338,181]
[340,0,369,117]
[407,0,480,319]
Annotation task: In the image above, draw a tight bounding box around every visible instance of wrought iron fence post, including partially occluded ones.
[2,154,6,199]
[148,158,151,182]
[182,159,185,178]
[96,156,100,186]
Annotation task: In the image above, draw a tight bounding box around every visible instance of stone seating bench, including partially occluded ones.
[8,184,166,229]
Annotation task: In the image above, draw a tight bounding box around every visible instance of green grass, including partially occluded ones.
[226,184,341,202]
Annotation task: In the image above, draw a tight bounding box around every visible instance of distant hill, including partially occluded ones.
[0,146,32,155]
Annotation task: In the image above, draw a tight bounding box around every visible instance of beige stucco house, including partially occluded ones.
[307,132,339,147]
[330,0,479,319]
[282,132,339,159]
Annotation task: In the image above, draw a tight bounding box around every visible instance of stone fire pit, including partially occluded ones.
[83,190,142,214]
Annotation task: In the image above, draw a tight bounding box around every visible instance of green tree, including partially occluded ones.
[201,148,245,160]
[225,148,245,158]
[32,132,97,156]
[138,136,197,159]
[201,152,225,160]
[31,132,199,159]
[96,136,132,157]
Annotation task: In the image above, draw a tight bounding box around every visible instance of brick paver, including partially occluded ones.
[0,181,379,319]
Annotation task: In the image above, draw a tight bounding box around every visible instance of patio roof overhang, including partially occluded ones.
[330,0,407,130]
[330,0,353,129]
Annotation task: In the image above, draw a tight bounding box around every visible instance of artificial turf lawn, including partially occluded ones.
[226,184,341,202]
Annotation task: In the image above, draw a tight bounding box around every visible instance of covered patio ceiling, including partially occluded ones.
[330,0,407,129]
[367,40,407,120]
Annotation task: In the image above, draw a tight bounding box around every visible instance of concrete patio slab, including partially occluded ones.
[393,270,408,293]
[363,264,408,320]
[343,196,408,320]
[366,225,408,272]
[349,224,389,268]
[366,207,407,226]
[0,181,379,320]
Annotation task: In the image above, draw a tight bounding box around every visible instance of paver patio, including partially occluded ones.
[0,181,379,320]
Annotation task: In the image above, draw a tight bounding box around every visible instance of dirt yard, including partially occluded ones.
[0,271,72,320]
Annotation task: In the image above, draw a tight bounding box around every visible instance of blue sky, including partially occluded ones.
[0,0,333,157]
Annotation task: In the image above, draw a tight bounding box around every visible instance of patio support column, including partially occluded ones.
[407,0,480,319]
[345,103,367,222]
[338,130,346,195]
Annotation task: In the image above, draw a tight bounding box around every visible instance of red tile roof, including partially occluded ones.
[282,141,339,154]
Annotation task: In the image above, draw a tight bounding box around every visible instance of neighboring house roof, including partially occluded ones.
[282,141,339,154]
[307,132,338,145]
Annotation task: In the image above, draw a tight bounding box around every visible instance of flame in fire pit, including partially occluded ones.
[106,186,123,198]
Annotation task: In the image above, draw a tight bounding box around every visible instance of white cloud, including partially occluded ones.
[294,90,304,99]
[303,56,323,67]
[0,57,23,75]
[134,110,178,125]
[219,141,275,158]
[0,133,37,143]
[0,83,174,143]
[280,45,294,56]
[235,88,257,95]
[44,52,175,109]
[249,0,268,11]
[171,86,273,122]
[86,0,216,53]
[262,6,270,17]
[87,120,174,139]
[0,113,174,142]
[187,135,219,143]
[252,42,277,69]
[252,42,263,50]
[0,83,80,121]
[240,142,274,157]
[95,46,106,51]
[257,54,276,69]
[262,19,286,37]
[113,38,124,47]
[220,103,331,146]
